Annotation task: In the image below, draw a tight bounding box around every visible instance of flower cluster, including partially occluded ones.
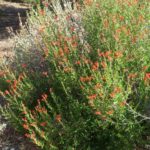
[0,0,149,149]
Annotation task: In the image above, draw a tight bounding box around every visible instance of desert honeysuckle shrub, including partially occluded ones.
[0,0,150,149]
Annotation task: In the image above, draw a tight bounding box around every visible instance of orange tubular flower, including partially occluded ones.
[105,51,112,57]
[138,15,144,23]
[6,80,11,83]
[99,52,105,57]
[88,94,97,100]
[22,110,27,115]
[40,122,47,127]
[80,76,93,82]
[42,93,48,101]
[71,42,78,48]
[114,87,121,93]
[64,46,69,54]
[13,80,17,87]
[41,107,47,114]
[119,15,124,21]
[59,48,64,57]
[114,51,123,58]
[110,87,121,98]
[51,41,60,46]
[42,72,48,77]
[121,26,130,36]
[92,62,99,71]
[39,9,45,16]
[94,83,102,89]
[75,60,81,65]
[110,92,115,98]
[22,117,27,122]
[70,26,75,32]
[144,73,150,81]
[84,0,93,5]
[5,90,10,95]
[128,73,137,79]
[107,56,113,61]
[64,67,72,73]
[23,124,29,130]
[116,28,121,34]
[44,2,49,7]
[131,36,137,44]
[106,110,114,115]
[99,51,112,61]
[95,111,102,115]
[119,101,126,107]
[56,114,61,122]
[36,106,47,114]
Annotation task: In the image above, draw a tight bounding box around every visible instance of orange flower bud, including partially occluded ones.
[106,110,114,115]
[56,114,61,122]
[40,122,47,127]
[23,124,29,130]
[5,90,10,95]
[6,80,11,83]
[95,111,102,115]
[114,51,123,58]
[92,62,99,71]
[88,94,97,100]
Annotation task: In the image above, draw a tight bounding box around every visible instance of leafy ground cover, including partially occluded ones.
[0,0,150,149]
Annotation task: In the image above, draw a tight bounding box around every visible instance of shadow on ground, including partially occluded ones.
[0,3,29,40]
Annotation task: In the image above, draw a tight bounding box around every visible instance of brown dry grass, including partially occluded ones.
[0,1,29,61]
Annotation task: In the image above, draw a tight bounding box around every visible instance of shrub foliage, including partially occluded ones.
[0,0,150,149]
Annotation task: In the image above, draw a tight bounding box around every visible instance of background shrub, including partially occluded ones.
[0,0,150,149]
